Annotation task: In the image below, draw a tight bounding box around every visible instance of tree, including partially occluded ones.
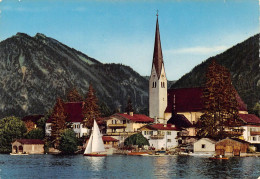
[66,87,83,102]
[24,120,35,132]
[59,129,78,154]
[125,97,134,114]
[0,116,27,153]
[124,133,149,148]
[25,128,44,140]
[197,60,243,139]
[50,98,67,148]
[82,84,101,129]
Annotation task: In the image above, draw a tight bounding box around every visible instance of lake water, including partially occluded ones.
[0,154,259,179]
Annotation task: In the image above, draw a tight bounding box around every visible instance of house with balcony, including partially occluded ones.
[105,112,154,146]
[238,114,260,151]
[139,124,181,150]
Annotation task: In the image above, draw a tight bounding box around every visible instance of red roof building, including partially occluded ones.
[239,114,260,125]
[166,87,247,113]
[113,113,154,123]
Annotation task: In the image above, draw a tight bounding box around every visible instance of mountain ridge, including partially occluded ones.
[0,33,148,118]
[171,34,260,113]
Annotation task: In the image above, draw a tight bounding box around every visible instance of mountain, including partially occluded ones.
[0,33,148,118]
[171,34,260,113]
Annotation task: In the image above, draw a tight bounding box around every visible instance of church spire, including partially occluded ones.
[152,13,164,79]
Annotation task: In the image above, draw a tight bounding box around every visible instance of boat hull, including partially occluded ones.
[83,153,107,157]
[209,157,229,160]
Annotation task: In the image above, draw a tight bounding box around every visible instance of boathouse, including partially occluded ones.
[193,138,216,155]
[12,139,44,154]
[215,138,249,156]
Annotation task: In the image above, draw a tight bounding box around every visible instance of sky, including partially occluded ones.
[0,0,259,80]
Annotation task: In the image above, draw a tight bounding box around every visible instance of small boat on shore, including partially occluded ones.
[127,152,150,156]
[10,153,29,156]
[209,155,229,160]
[83,120,106,157]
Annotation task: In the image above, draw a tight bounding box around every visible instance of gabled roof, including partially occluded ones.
[167,113,193,128]
[239,114,260,124]
[152,16,164,79]
[141,124,180,131]
[102,136,118,142]
[21,115,44,123]
[166,87,248,113]
[216,138,250,144]
[113,113,154,123]
[196,138,216,144]
[15,139,44,145]
[47,102,84,123]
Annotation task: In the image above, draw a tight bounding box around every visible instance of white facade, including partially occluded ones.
[193,138,216,154]
[149,61,168,124]
[242,125,260,144]
[45,122,89,138]
[141,129,178,150]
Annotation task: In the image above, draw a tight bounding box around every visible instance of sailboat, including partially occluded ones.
[83,120,106,156]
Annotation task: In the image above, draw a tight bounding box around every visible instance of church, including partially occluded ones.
[148,15,260,145]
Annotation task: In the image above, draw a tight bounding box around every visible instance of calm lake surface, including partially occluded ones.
[0,154,259,179]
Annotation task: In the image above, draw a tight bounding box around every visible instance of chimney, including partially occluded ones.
[129,112,134,116]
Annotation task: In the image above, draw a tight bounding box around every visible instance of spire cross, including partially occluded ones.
[156,10,159,17]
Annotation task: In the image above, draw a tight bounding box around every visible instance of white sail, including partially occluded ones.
[92,120,106,153]
[84,133,93,154]
[84,120,105,154]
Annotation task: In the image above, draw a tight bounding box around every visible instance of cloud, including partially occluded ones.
[165,46,228,55]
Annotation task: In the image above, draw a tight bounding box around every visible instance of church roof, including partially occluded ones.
[165,87,248,113]
[152,15,164,79]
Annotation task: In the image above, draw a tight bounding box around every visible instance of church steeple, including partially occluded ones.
[152,14,164,79]
[149,13,168,123]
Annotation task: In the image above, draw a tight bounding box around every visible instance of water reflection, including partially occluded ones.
[153,156,177,178]
[84,157,105,171]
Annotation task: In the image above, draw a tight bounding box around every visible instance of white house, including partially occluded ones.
[193,138,216,154]
[139,124,180,150]
[239,114,260,148]
[105,112,154,146]
[45,102,89,138]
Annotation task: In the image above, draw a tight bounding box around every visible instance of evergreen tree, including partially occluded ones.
[124,133,149,148]
[125,97,134,114]
[82,84,101,129]
[50,98,67,148]
[66,87,83,102]
[197,60,243,139]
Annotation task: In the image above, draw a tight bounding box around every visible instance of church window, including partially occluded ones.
[155,82,156,88]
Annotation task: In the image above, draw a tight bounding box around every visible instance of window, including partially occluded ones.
[77,124,80,128]
[202,144,206,149]
[150,131,153,135]
[167,139,171,142]
[144,131,147,135]
[167,131,171,135]
[253,137,256,141]
[123,120,126,124]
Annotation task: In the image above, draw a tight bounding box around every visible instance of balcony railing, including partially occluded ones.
[108,124,127,128]
[250,131,260,136]
[106,132,137,136]
[150,134,164,139]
